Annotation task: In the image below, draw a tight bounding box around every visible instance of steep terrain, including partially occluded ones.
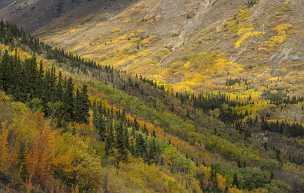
[0,0,136,31]
[2,0,303,129]
[1,0,303,94]
[0,20,304,193]
[1,1,304,193]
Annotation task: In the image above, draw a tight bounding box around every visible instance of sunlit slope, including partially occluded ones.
[32,0,304,94]
[1,20,304,193]
[1,0,303,93]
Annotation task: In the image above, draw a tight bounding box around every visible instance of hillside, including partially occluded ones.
[1,0,303,94]
[0,0,136,31]
[0,1,304,193]
[0,20,304,193]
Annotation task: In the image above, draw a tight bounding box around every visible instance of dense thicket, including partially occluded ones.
[262,90,304,105]
[92,102,162,164]
[0,92,103,193]
[261,119,304,138]
[0,50,89,125]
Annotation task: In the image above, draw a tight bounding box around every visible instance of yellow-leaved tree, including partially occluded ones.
[228,187,244,193]
[216,174,227,192]
[0,125,10,172]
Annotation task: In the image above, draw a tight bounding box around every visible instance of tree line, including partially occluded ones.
[261,119,304,138]
[262,90,304,105]
[1,20,303,128]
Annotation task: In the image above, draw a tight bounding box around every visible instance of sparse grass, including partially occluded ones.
[36,0,304,102]
[225,7,251,34]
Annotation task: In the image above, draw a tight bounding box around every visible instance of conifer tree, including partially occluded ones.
[79,85,89,123]
[55,72,64,101]
[63,77,74,122]
[232,173,240,188]
[0,50,10,92]
[147,138,160,164]
[93,108,107,140]
[115,124,128,161]
[135,133,147,159]
[105,121,115,155]
[74,88,82,122]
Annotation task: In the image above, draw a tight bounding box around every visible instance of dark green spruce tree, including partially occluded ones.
[63,77,74,122]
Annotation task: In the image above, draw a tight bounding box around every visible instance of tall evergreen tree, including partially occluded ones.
[105,120,115,155]
[80,85,89,123]
[232,173,240,188]
[93,109,107,140]
[74,88,82,122]
[63,77,74,122]
[148,138,160,164]
[135,133,147,159]
[55,72,64,101]
[115,124,128,161]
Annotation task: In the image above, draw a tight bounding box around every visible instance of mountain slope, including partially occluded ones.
[0,23,205,193]
[1,1,304,193]
[1,0,303,94]
[3,0,303,126]
[0,0,136,31]
[1,21,304,193]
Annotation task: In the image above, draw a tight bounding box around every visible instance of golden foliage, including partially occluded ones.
[225,7,251,34]
[172,52,243,91]
[197,165,211,187]
[216,174,227,192]
[105,160,198,193]
[0,94,103,192]
[235,30,264,48]
[0,125,10,171]
[259,23,292,52]
[228,187,244,193]
[25,114,56,186]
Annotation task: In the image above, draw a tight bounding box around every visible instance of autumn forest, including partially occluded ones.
[0,16,304,193]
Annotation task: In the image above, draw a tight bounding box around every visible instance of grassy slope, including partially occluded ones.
[32,0,304,94]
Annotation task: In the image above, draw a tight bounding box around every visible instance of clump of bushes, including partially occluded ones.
[245,0,257,7]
